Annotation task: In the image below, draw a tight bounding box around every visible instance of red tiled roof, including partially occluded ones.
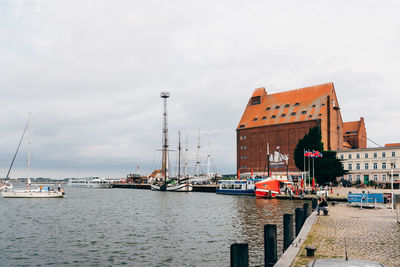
[385,143,400,148]
[237,82,336,129]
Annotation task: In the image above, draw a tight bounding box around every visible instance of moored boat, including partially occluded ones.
[67,177,115,188]
[255,178,292,198]
[216,179,261,195]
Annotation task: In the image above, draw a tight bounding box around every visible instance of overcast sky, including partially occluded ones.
[1,0,399,178]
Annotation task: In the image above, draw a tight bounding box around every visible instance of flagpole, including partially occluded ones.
[313,155,315,183]
[267,143,270,178]
[303,149,306,184]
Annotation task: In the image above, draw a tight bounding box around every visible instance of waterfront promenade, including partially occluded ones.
[291,204,400,266]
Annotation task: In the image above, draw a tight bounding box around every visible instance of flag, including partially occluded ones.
[312,151,323,158]
[251,169,254,179]
[301,178,304,188]
[237,169,240,180]
[312,177,315,189]
[304,150,312,157]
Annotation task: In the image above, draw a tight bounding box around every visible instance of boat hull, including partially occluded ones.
[151,183,193,192]
[2,190,64,198]
[216,189,254,195]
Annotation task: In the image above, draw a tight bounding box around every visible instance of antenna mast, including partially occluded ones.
[161,91,170,189]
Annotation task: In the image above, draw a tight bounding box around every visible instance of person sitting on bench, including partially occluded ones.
[317,197,328,215]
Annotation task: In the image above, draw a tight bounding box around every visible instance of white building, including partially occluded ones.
[336,144,400,186]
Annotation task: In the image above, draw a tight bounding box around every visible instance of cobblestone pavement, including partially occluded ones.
[291,204,400,267]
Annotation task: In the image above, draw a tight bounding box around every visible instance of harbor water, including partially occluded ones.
[0,185,306,266]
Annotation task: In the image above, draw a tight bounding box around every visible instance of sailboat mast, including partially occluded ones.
[178,130,181,180]
[27,113,32,190]
[207,141,211,176]
[161,92,170,187]
[196,129,200,177]
[184,135,188,178]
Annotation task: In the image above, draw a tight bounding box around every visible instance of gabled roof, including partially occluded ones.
[237,82,338,129]
[343,121,361,134]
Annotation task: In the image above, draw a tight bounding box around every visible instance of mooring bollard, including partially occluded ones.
[264,224,277,267]
[303,203,310,220]
[312,198,318,210]
[230,243,249,267]
[283,214,294,251]
[295,207,303,236]
[305,246,316,257]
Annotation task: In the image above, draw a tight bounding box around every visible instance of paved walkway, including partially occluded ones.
[291,204,400,267]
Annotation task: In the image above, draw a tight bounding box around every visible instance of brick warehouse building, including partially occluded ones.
[236,82,366,176]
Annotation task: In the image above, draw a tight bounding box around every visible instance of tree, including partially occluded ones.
[294,126,347,185]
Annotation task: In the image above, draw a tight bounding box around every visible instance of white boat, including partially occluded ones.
[151,182,193,192]
[151,92,192,192]
[216,179,262,195]
[2,114,64,198]
[0,181,13,191]
[67,177,115,188]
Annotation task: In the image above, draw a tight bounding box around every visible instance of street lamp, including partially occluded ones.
[391,163,394,211]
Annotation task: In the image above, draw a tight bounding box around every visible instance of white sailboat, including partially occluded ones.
[150,92,192,192]
[2,114,64,198]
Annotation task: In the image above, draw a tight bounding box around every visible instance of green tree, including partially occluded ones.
[294,126,346,184]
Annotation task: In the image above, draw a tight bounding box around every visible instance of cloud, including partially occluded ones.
[0,0,399,178]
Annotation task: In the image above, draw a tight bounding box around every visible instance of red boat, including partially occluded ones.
[254,178,292,198]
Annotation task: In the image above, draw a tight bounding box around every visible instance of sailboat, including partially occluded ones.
[2,114,64,198]
[150,92,192,192]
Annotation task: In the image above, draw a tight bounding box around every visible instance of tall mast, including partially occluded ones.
[26,113,32,190]
[207,141,211,176]
[196,129,200,177]
[178,130,181,180]
[161,92,170,188]
[184,135,188,178]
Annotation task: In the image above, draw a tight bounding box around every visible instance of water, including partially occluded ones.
[0,185,306,266]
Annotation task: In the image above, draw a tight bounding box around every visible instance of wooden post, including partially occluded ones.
[295,208,303,236]
[312,198,317,210]
[303,203,310,220]
[230,243,249,267]
[264,224,277,267]
[283,214,294,251]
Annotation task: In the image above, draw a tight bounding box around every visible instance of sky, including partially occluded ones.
[0,0,399,179]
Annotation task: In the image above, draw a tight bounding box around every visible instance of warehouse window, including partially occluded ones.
[301,110,307,114]
[271,115,276,118]
[253,117,258,121]
[240,125,245,128]
[275,105,280,109]
[294,102,300,106]
[266,107,271,111]
[281,114,286,117]
[262,116,267,120]
[284,104,289,107]
[291,112,296,116]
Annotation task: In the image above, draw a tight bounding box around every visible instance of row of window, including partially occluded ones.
[348,174,388,182]
[265,102,325,111]
[347,162,396,170]
[239,166,247,169]
[340,151,396,159]
[240,146,247,150]
[240,156,247,160]
[253,113,321,121]
[239,136,247,140]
